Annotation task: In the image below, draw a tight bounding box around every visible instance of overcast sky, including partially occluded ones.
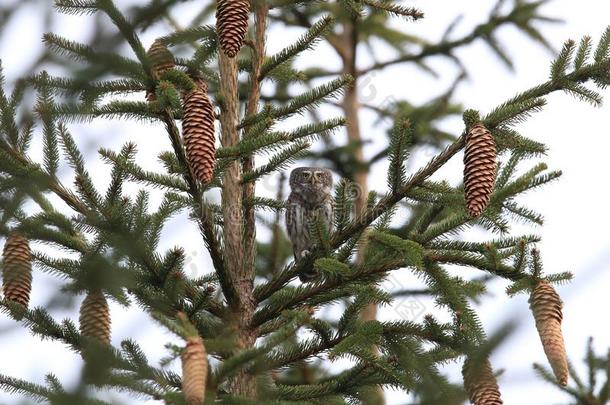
[1,1,610,404]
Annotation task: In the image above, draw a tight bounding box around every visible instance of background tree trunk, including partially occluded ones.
[340,17,384,405]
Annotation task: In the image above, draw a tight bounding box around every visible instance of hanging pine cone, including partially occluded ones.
[146,39,175,101]
[2,233,32,309]
[182,75,216,185]
[79,291,111,346]
[529,280,568,386]
[216,0,250,58]
[182,336,208,405]
[462,357,503,405]
[463,123,497,217]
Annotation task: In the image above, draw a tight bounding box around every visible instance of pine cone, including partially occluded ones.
[146,39,175,101]
[182,76,216,185]
[463,123,497,217]
[462,357,503,405]
[2,233,32,308]
[529,280,568,386]
[216,0,250,58]
[182,336,208,405]
[79,291,111,346]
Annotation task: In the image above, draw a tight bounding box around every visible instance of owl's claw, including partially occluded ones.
[297,250,319,282]
[298,269,319,282]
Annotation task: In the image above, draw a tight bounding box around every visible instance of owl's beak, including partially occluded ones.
[311,177,316,185]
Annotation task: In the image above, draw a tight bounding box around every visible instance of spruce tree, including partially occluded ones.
[0,1,610,404]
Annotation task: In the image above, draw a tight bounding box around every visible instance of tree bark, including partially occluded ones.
[243,0,268,284]
[218,50,256,397]
[219,1,268,396]
[340,17,384,405]
[340,18,378,322]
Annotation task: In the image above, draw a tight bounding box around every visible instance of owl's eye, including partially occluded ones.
[314,171,324,179]
[302,172,312,179]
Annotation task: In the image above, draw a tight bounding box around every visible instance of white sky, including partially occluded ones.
[1,1,610,404]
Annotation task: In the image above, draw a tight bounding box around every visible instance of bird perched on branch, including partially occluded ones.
[286,167,334,282]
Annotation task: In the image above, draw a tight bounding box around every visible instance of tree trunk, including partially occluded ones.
[340,17,384,405]
[220,2,268,396]
[243,0,267,286]
[219,50,257,397]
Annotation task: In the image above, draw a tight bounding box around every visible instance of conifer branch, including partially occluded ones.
[96,0,150,71]
[42,33,145,80]
[361,0,424,20]
[0,302,180,395]
[36,76,60,177]
[159,25,216,47]
[0,136,93,217]
[29,73,144,100]
[54,0,98,16]
[259,15,335,79]
[241,141,310,184]
[159,111,227,300]
[99,148,190,192]
[357,1,556,75]
[256,45,610,301]
[239,75,353,128]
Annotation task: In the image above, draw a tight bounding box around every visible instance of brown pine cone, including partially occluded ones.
[182,336,208,405]
[2,233,32,308]
[462,357,503,405]
[463,123,497,217]
[182,76,216,185]
[529,280,568,386]
[146,39,175,101]
[216,0,250,58]
[79,291,111,346]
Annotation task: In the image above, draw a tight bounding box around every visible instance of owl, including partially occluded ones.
[286,167,334,281]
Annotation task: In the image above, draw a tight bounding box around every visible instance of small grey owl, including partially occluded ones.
[286,167,334,281]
